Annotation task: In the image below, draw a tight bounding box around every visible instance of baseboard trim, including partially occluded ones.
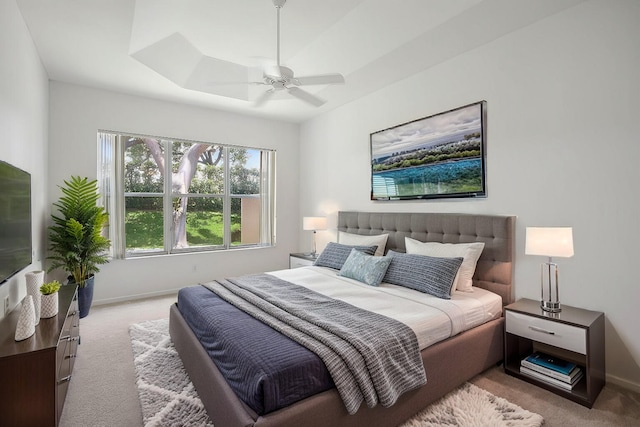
[93,288,180,307]
[606,373,640,394]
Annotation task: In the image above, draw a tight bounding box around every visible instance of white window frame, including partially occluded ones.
[98,131,276,259]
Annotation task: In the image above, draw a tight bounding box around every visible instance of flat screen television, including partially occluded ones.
[0,160,32,284]
[370,101,487,200]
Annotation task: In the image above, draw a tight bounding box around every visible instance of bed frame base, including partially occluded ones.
[170,303,504,427]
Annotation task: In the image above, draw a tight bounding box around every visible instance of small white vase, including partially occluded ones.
[15,295,36,341]
[25,270,44,324]
[40,293,59,318]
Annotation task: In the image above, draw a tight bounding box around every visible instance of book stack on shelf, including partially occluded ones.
[520,351,584,390]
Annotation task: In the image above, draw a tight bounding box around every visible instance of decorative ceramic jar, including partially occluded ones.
[15,295,36,341]
[25,270,44,323]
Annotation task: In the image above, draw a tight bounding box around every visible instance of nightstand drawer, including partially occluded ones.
[506,311,586,354]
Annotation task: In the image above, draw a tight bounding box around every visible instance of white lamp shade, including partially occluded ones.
[303,216,327,231]
[525,227,574,258]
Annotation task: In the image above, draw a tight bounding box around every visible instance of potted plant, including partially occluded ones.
[47,176,110,318]
[40,280,61,318]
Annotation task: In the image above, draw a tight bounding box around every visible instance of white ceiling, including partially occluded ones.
[17,0,585,123]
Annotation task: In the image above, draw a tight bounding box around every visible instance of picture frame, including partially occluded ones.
[370,101,487,201]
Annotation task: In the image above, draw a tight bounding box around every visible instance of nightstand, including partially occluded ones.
[289,253,317,268]
[504,298,605,408]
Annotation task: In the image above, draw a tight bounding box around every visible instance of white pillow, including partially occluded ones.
[404,237,485,292]
[338,231,388,257]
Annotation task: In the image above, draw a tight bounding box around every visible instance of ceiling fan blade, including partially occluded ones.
[254,89,275,107]
[292,73,345,86]
[287,87,326,107]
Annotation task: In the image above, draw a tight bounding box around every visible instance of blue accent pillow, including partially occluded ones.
[339,248,393,286]
[382,250,463,299]
[314,242,378,270]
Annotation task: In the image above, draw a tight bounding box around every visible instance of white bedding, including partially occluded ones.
[268,265,503,350]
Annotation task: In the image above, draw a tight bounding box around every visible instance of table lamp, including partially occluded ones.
[525,227,574,313]
[303,216,327,257]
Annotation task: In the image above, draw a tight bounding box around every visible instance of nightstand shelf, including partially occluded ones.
[289,253,317,268]
[504,298,605,408]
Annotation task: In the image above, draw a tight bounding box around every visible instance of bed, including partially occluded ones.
[169,211,515,427]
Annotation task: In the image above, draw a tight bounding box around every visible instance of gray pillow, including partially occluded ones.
[314,242,378,270]
[339,248,393,286]
[382,250,463,299]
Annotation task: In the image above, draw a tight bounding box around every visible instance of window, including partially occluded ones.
[98,132,276,258]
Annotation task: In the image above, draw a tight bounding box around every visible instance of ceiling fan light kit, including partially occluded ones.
[250,0,345,107]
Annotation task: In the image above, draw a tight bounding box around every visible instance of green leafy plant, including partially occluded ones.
[47,176,111,287]
[40,280,61,295]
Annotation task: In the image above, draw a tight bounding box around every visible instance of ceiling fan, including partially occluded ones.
[251,0,345,107]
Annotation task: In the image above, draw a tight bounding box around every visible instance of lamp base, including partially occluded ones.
[540,260,561,313]
[541,300,562,313]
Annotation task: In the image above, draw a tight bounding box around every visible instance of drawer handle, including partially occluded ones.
[528,325,555,335]
[58,375,72,384]
[61,335,80,342]
[66,354,76,359]
[68,311,77,317]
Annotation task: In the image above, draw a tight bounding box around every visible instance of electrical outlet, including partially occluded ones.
[3,296,8,316]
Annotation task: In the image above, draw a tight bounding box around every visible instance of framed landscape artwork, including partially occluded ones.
[370,101,487,200]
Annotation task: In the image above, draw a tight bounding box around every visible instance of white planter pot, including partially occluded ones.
[40,293,59,318]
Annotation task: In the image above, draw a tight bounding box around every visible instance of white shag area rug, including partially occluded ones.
[401,382,544,427]
[129,318,213,427]
[129,319,544,427]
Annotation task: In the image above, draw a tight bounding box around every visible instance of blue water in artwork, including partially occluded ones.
[372,158,482,198]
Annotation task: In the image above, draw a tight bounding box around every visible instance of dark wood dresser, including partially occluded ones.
[0,284,80,426]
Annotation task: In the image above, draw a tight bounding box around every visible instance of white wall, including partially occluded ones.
[299,0,640,392]
[48,82,300,304]
[0,0,49,319]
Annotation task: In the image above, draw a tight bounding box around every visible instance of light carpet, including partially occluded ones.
[129,318,543,427]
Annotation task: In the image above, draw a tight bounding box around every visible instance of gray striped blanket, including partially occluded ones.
[202,274,426,415]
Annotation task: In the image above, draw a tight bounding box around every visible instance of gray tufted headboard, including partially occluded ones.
[337,211,515,305]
